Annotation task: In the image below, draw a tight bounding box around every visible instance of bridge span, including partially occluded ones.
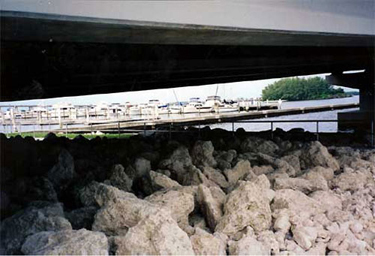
[0,1,374,134]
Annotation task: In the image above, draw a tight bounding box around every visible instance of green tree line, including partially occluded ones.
[262,77,346,101]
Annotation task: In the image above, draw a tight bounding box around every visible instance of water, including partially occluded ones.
[1,96,359,134]
[210,96,359,133]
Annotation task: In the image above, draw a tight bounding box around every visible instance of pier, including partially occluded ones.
[54,102,358,133]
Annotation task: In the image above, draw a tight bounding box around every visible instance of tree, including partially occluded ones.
[262,77,346,101]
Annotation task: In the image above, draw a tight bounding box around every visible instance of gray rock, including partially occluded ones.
[228,229,269,255]
[191,140,217,168]
[292,226,318,250]
[241,136,279,156]
[21,229,108,255]
[149,170,182,190]
[133,157,151,178]
[145,189,195,231]
[27,177,58,202]
[114,209,194,255]
[66,206,98,230]
[47,149,76,189]
[198,184,223,231]
[299,141,340,171]
[281,154,301,175]
[79,181,101,207]
[331,167,374,191]
[216,181,272,235]
[257,153,296,176]
[190,228,227,255]
[216,159,232,171]
[159,145,193,183]
[107,164,132,192]
[274,177,313,193]
[224,160,252,185]
[0,202,72,254]
[271,189,324,224]
[203,166,229,188]
[92,184,159,236]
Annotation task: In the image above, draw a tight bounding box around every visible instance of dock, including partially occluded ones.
[55,102,359,133]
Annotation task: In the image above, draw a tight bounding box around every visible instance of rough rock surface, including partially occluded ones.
[228,228,270,255]
[216,180,272,235]
[190,228,226,255]
[0,202,72,254]
[47,149,76,189]
[106,164,132,192]
[159,145,193,182]
[241,136,279,156]
[224,160,252,185]
[300,141,340,171]
[150,170,182,190]
[191,140,217,167]
[114,209,194,255]
[198,184,223,231]
[92,184,158,235]
[2,131,375,256]
[21,229,108,255]
[145,189,194,230]
[202,166,229,188]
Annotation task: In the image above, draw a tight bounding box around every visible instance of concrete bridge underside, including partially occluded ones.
[0,11,374,132]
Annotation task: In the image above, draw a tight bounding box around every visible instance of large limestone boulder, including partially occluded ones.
[292,226,318,250]
[191,140,217,167]
[92,184,158,236]
[274,177,313,193]
[257,230,281,254]
[281,154,301,175]
[299,141,340,171]
[197,185,223,231]
[47,149,76,190]
[331,167,374,191]
[240,136,279,156]
[272,189,324,224]
[228,228,269,255]
[190,228,226,255]
[114,209,194,255]
[257,153,296,177]
[0,202,72,254]
[149,170,182,190]
[145,189,194,230]
[105,164,132,192]
[159,145,193,183]
[301,171,329,191]
[21,229,108,255]
[202,166,229,188]
[309,190,342,211]
[224,160,252,185]
[216,181,272,235]
[306,166,334,181]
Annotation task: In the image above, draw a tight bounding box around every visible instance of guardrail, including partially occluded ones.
[3,118,374,148]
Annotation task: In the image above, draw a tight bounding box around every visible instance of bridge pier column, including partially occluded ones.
[327,71,375,139]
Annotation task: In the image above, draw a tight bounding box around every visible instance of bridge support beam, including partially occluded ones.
[326,71,375,138]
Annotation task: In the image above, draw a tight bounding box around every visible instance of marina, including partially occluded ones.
[0,96,280,132]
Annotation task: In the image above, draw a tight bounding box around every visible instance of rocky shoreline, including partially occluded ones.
[1,128,375,255]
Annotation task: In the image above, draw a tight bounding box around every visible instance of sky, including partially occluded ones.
[0,73,357,107]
